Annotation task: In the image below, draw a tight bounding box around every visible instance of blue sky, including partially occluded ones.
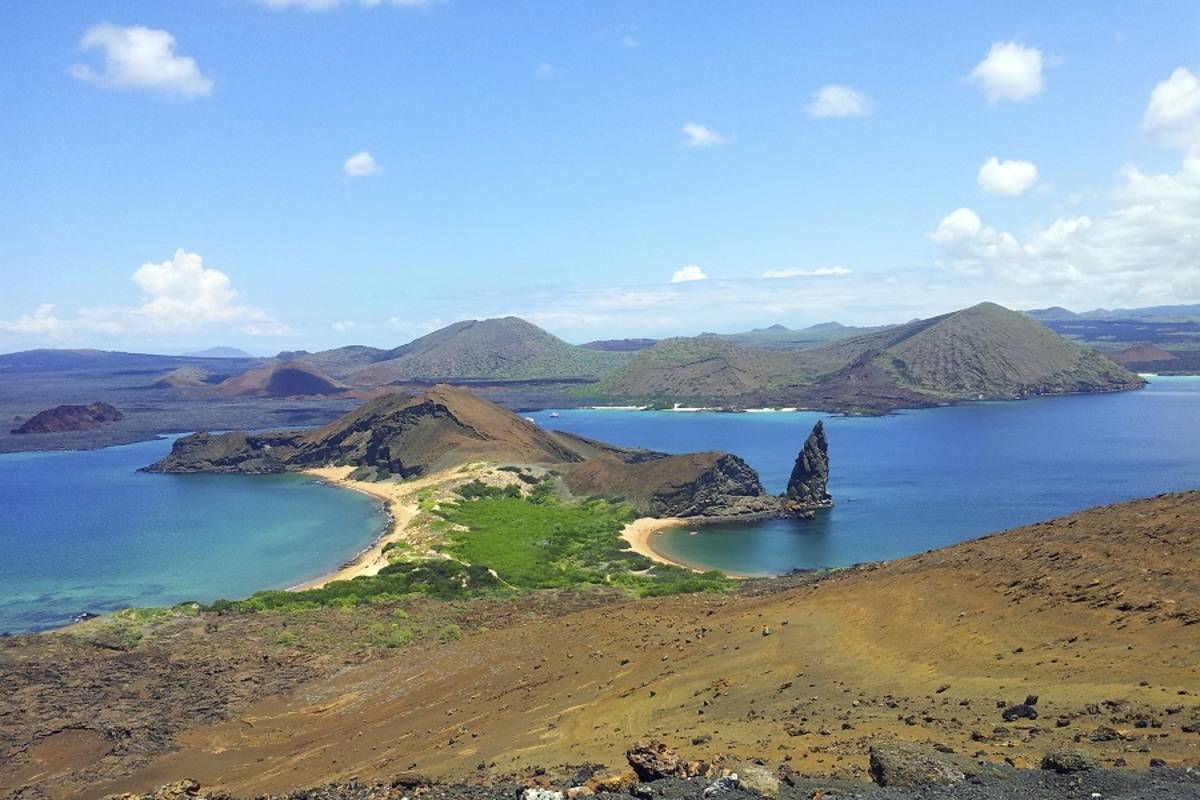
[2,1,1198,354]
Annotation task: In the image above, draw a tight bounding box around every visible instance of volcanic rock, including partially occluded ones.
[10,401,123,434]
[782,420,832,515]
[867,742,966,788]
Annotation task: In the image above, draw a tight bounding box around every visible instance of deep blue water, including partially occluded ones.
[528,377,1200,576]
[0,437,389,633]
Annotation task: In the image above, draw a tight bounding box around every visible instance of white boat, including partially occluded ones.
[549,411,561,418]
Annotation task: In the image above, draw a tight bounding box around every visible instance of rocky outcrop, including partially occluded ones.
[10,401,123,434]
[146,431,303,474]
[867,742,966,788]
[563,452,780,519]
[781,420,831,516]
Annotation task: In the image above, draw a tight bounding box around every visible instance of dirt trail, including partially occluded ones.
[97,492,1200,798]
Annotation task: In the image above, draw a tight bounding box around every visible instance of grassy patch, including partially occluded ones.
[436,491,733,597]
[206,481,733,615]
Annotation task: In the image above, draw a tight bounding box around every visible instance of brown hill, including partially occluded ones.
[345,317,630,385]
[10,401,123,434]
[153,367,213,389]
[211,362,345,398]
[86,491,1200,796]
[146,385,778,517]
[1112,343,1178,365]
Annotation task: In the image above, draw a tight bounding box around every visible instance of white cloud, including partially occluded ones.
[806,85,873,118]
[0,305,66,335]
[969,41,1044,104]
[977,157,1039,196]
[929,151,1200,300]
[258,0,437,10]
[1142,67,1200,148]
[70,24,213,99]
[331,320,357,331]
[1,251,284,343]
[762,267,852,279]
[681,122,727,147]
[535,62,557,78]
[343,150,380,178]
[133,249,277,329]
[670,265,708,283]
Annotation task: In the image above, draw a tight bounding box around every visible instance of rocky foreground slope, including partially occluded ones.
[146,385,816,519]
[2,491,1185,799]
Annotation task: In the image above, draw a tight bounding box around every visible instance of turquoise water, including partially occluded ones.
[0,437,389,633]
[528,377,1200,576]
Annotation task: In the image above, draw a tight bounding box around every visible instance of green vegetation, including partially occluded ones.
[436,489,732,596]
[206,479,732,614]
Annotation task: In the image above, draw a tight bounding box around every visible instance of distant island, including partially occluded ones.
[10,401,123,435]
[147,383,830,522]
[0,300,1157,453]
[180,346,254,359]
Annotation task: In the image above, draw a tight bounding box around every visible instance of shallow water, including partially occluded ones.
[0,437,389,633]
[528,377,1200,575]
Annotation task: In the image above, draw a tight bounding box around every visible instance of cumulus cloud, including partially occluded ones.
[0,305,66,335]
[977,157,1039,196]
[1142,67,1200,148]
[928,151,1200,301]
[762,267,852,278]
[806,85,873,118]
[681,122,727,147]
[0,250,283,343]
[343,150,380,178]
[70,24,213,99]
[670,265,708,283]
[258,0,437,10]
[132,249,277,329]
[969,41,1044,103]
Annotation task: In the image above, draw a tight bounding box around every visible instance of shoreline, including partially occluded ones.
[291,467,421,591]
[620,517,761,578]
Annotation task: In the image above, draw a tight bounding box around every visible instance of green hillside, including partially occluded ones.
[345,317,632,384]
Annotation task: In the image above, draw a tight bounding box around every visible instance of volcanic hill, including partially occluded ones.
[598,302,1141,409]
[147,385,783,519]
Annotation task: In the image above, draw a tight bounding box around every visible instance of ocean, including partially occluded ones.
[528,376,1200,575]
[0,437,389,633]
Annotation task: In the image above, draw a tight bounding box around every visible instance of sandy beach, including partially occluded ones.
[620,517,691,569]
[293,466,452,590]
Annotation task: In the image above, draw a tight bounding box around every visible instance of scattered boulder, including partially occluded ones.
[867,742,965,788]
[702,774,739,796]
[626,740,687,781]
[735,764,779,798]
[1040,749,1098,774]
[782,421,832,515]
[1001,702,1038,721]
[523,789,564,800]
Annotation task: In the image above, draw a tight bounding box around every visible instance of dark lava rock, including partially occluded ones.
[782,421,832,515]
[11,401,123,434]
[1040,748,1098,773]
[1001,703,1038,721]
[867,742,965,788]
[626,739,688,781]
